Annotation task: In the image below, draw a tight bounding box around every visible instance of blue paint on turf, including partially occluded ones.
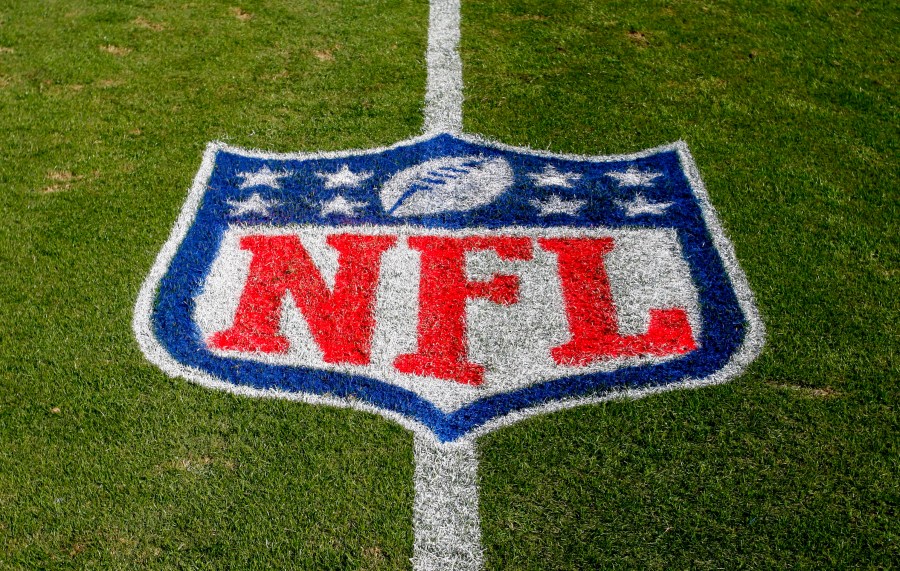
[152,134,746,441]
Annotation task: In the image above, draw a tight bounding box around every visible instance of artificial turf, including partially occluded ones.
[0,0,897,568]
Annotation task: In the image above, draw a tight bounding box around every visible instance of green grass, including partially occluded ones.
[0,0,897,568]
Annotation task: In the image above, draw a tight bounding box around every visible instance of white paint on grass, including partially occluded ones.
[529,195,586,216]
[615,193,673,216]
[319,195,368,217]
[412,435,483,570]
[225,193,280,217]
[528,165,583,188]
[381,155,512,216]
[423,0,463,134]
[237,165,291,189]
[316,164,373,188]
[605,166,663,187]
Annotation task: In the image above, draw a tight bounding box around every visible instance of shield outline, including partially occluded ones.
[133,132,765,442]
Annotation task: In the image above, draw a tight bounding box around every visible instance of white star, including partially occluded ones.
[316,165,373,189]
[530,195,586,216]
[615,194,673,216]
[226,193,280,217]
[528,165,582,188]
[605,167,663,187]
[236,166,291,189]
[320,196,368,217]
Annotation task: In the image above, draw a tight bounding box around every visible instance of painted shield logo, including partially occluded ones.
[134,132,763,442]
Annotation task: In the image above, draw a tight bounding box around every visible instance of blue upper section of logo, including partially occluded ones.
[150,134,749,441]
[200,135,699,230]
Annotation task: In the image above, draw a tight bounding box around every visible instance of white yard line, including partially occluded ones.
[412,435,484,571]
[423,0,463,134]
[413,4,483,568]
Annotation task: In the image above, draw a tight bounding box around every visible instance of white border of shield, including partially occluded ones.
[132,132,766,444]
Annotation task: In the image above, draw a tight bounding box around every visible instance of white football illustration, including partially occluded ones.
[380,155,513,217]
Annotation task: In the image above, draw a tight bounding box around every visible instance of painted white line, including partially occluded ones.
[423,0,463,134]
[412,434,483,571]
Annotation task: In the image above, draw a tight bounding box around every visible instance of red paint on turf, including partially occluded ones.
[538,237,696,366]
[394,236,532,386]
[210,233,696,381]
[209,234,396,364]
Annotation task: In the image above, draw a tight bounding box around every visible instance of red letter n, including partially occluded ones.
[394,236,532,386]
[538,237,696,366]
[209,234,396,365]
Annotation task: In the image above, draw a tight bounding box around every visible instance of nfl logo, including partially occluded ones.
[134,133,763,442]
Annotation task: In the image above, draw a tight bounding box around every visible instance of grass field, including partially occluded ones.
[0,0,897,568]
